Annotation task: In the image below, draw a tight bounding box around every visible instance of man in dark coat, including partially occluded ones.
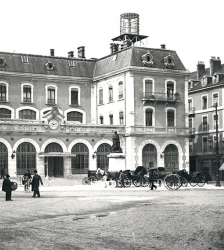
[2,174,13,201]
[31,170,43,198]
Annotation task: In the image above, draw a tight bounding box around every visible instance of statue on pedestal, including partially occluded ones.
[111,131,122,153]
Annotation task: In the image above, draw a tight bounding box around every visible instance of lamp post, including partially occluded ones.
[213,102,221,187]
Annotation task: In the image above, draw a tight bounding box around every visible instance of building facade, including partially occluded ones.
[0,13,189,178]
[188,57,224,181]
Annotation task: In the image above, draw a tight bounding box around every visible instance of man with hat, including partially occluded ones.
[2,174,13,201]
[31,170,43,198]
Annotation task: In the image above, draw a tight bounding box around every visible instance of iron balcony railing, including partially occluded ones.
[125,126,188,135]
[142,92,180,102]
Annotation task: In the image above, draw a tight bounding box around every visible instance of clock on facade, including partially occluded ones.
[49,119,59,130]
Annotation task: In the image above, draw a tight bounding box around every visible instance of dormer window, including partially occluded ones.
[201,77,207,87]
[0,57,6,68]
[163,54,175,69]
[21,56,29,63]
[45,61,54,71]
[142,51,153,67]
[68,60,76,67]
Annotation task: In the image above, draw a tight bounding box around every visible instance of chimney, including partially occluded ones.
[197,61,205,79]
[110,43,119,54]
[77,46,85,59]
[50,49,54,56]
[210,57,221,76]
[161,44,166,49]
[68,51,74,57]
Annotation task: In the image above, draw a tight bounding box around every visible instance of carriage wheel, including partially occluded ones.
[189,179,197,187]
[197,176,206,187]
[180,177,188,187]
[133,179,141,187]
[164,174,181,190]
[141,176,149,187]
[88,176,97,184]
[123,178,131,187]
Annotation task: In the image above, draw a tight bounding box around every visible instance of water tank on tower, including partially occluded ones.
[120,13,139,35]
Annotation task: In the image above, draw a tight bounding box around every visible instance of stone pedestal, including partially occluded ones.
[108,153,125,172]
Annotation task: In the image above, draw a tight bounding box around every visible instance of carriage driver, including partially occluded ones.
[96,168,107,188]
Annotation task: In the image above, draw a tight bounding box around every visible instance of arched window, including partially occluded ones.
[96,143,111,171]
[71,143,89,174]
[0,108,11,118]
[16,142,36,175]
[167,81,174,100]
[45,143,63,153]
[142,144,157,172]
[145,108,153,127]
[164,144,179,172]
[67,111,83,123]
[19,109,36,120]
[0,142,8,174]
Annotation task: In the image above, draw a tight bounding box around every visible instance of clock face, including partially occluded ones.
[49,119,59,130]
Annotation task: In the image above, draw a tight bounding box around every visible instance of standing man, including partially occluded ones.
[31,170,43,198]
[2,174,13,201]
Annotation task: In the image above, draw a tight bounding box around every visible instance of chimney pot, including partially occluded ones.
[77,46,85,59]
[197,61,205,79]
[50,49,54,56]
[161,44,166,49]
[68,51,74,57]
[210,56,221,76]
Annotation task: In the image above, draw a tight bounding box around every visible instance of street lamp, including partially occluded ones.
[212,102,221,187]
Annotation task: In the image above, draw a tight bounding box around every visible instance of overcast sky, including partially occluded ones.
[1,0,223,72]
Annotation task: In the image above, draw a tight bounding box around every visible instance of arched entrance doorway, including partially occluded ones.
[142,144,157,172]
[45,143,63,177]
[71,143,89,174]
[164,144,179,172]
[0,142,8,175]
[96,143,111,171]
[16,142,36,175]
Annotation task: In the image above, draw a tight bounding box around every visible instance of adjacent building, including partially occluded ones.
[188,57,224,180]
[0,13,189,178]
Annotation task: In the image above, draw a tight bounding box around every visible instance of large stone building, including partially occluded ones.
[188,57,224,181]
[0,13,189,178]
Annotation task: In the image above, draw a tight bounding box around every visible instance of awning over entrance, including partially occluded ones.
[219,163,224,170]
[38,152,76,157]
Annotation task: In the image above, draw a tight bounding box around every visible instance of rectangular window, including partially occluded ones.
[71,89,78,105]
[167,110,174,127]
[0,85,6,101]
[23,86,31,103]
[145,80,153,98]
[109,86,113,102]
[189,118,193,128]
[48,88,55,104]
[119,112,124,125]
[109,114,113,125]
[146,109,153,126]
[99,89,103,104]
[202,96,207,109]
[203,116,208,131]
[118,82,123,99]
[203,137,208,153]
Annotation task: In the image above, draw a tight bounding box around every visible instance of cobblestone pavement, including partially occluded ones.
[0,181,224,250]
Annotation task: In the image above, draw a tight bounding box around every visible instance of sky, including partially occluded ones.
[1,0,224,72]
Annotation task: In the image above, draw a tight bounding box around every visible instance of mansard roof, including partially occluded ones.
[0,52,96,78]
[94,46,186,77]
[0,46,186,79]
